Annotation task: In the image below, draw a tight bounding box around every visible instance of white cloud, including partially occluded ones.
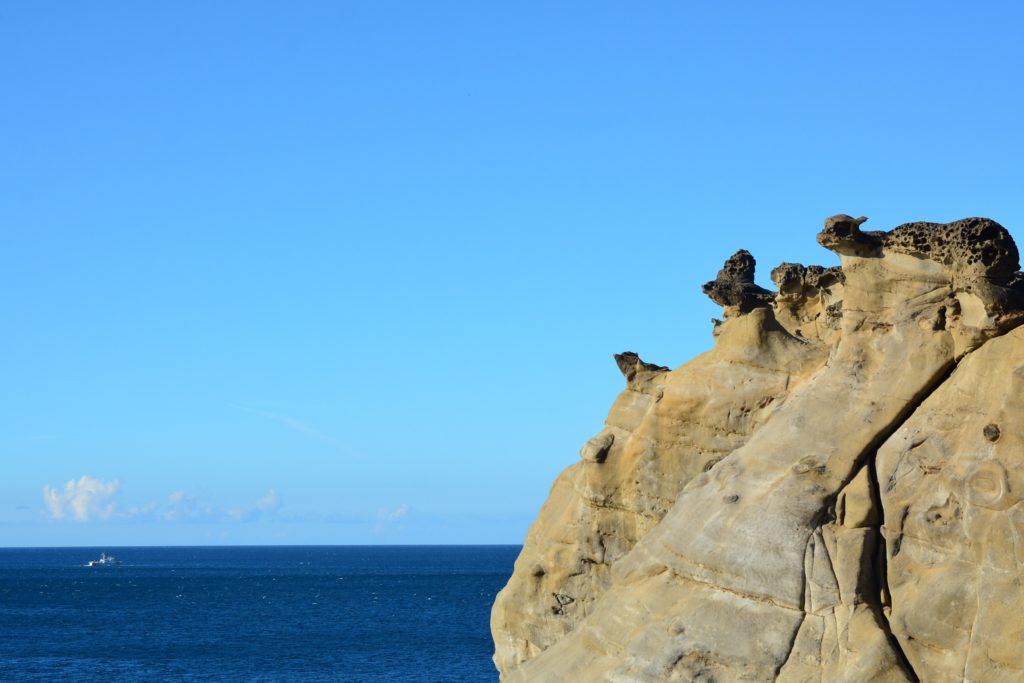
[42,476,120,521]
[163,490,208,521]
[226,489,283,522]
[121,502,158,519]
[373,503,411,533]
[386,503,409,521]
[41,479,284,524]
[255,489,280,512]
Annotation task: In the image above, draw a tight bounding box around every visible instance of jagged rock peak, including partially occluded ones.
[718,248,757,283]
[818,214,1020,276]
[613,351,669,386]
[770,262,845,296]
[701,249,776,314]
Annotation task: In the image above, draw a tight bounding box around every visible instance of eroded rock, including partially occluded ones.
[491,253,829,674]
[493,214,1024,683]
[876,326,1024,682]
[702,249,776,316]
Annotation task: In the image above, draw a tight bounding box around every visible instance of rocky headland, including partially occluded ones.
[492,215,1024,682]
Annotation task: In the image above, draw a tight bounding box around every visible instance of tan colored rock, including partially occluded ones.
[770,262,845,345]
[876,325,1024,682]
[491,254,831,674]
[837,464,879,529]
[494,215,1024,682]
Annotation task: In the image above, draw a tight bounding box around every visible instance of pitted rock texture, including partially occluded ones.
[493,215,1024,682]
[702,249,777,315]
[818,215,1020,275]
[770,262,845,344]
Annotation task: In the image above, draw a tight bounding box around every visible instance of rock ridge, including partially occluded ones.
[492,214,1024,682]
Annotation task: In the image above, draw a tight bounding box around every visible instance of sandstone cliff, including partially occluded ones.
[492,215,1024,682]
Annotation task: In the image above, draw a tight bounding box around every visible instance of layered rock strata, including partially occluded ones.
[493,215,1024,682]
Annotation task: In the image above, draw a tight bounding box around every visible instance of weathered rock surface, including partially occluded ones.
[877,326,1024,681]
[491,254,831,674]
[493,215,1024,682]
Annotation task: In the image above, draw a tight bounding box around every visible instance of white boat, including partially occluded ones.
[87,552,120,567]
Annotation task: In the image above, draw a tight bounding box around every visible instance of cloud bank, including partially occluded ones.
[42,477,282,524]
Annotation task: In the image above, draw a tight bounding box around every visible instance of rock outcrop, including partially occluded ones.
[492,215,1024,682]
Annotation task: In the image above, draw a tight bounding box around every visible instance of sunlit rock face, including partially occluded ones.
[492,215,1024,682]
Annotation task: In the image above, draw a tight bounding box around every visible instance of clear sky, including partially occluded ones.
[2,2,1023,546]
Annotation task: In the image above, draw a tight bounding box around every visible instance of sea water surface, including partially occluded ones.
[0,545,519,682]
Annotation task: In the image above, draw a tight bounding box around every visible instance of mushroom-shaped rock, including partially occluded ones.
[818,214,1021,277]
[817,214,1024,353]
[702,249,775,315]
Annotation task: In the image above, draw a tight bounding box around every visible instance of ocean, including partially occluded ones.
[0,545,520,682]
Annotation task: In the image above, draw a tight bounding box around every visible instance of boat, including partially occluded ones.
[87,552,120,567]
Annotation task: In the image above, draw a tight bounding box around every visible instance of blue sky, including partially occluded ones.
[2,2,1023,545]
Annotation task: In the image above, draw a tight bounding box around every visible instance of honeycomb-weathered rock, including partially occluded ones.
[493,214,1024,682]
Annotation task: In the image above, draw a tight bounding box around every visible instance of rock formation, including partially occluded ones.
[492,215,1024,682]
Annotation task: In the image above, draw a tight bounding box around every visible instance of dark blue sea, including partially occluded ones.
[0,546,520,682]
